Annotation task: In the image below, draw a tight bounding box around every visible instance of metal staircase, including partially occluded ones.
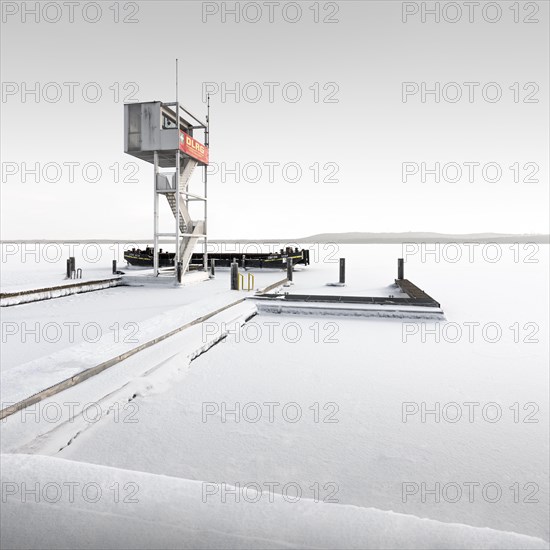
[165,191,192,233]
[179,220,204,272]
[160,157,203,273]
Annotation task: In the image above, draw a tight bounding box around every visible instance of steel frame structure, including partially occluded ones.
[151,100,210,279]
[124,71,210,283]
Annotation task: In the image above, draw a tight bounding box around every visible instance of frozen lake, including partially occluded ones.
[1,243,548,546]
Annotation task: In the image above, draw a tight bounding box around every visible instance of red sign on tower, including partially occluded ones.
[179,132,209,164]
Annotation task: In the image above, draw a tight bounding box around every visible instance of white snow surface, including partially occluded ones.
[1,244,548,548]
[1,453,548,550]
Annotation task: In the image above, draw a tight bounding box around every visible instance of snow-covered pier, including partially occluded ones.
[0,273,288,420]
[252,294,445,319]
[0,276,123,307]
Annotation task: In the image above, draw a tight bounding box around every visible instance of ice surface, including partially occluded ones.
[1,454,548,550]
[1,244,548,547]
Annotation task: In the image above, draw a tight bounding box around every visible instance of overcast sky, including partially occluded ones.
[1,0,548,240]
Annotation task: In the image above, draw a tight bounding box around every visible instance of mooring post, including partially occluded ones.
[112,260,117,274]
[287,257,293,282]
[210,258,216,277]
[66,259,71,278]
[398,258,404,280]
[69,257,76,279]
[176,261,183,283]
[339,258,345,284]
[230,261,239,289]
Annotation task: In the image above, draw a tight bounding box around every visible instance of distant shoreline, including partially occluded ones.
[1,233,548,245]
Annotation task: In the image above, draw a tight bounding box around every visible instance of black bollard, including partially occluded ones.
[69,256,76,275]
[230,262,239,289]
[176,261,183,283]
[66,259,71,278]
[112,260,117,274]
[398,258,404,280]
[210,258,216,277]
[286,257,293,281]
[339,258,345,284]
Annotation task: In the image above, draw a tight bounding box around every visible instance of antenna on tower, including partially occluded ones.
[175,58,179,102]
[206,94,210,147]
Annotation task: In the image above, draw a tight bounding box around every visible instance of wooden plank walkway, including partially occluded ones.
[255,293,440,307]
[394,278,440,307]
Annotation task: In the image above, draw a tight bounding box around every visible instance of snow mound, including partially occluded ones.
[1,454,548,550]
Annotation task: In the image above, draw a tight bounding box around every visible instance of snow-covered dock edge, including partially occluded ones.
[0,277,289,421]
[0,277,123,307]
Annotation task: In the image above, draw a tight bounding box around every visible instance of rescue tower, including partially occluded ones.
[123,75,209,283]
